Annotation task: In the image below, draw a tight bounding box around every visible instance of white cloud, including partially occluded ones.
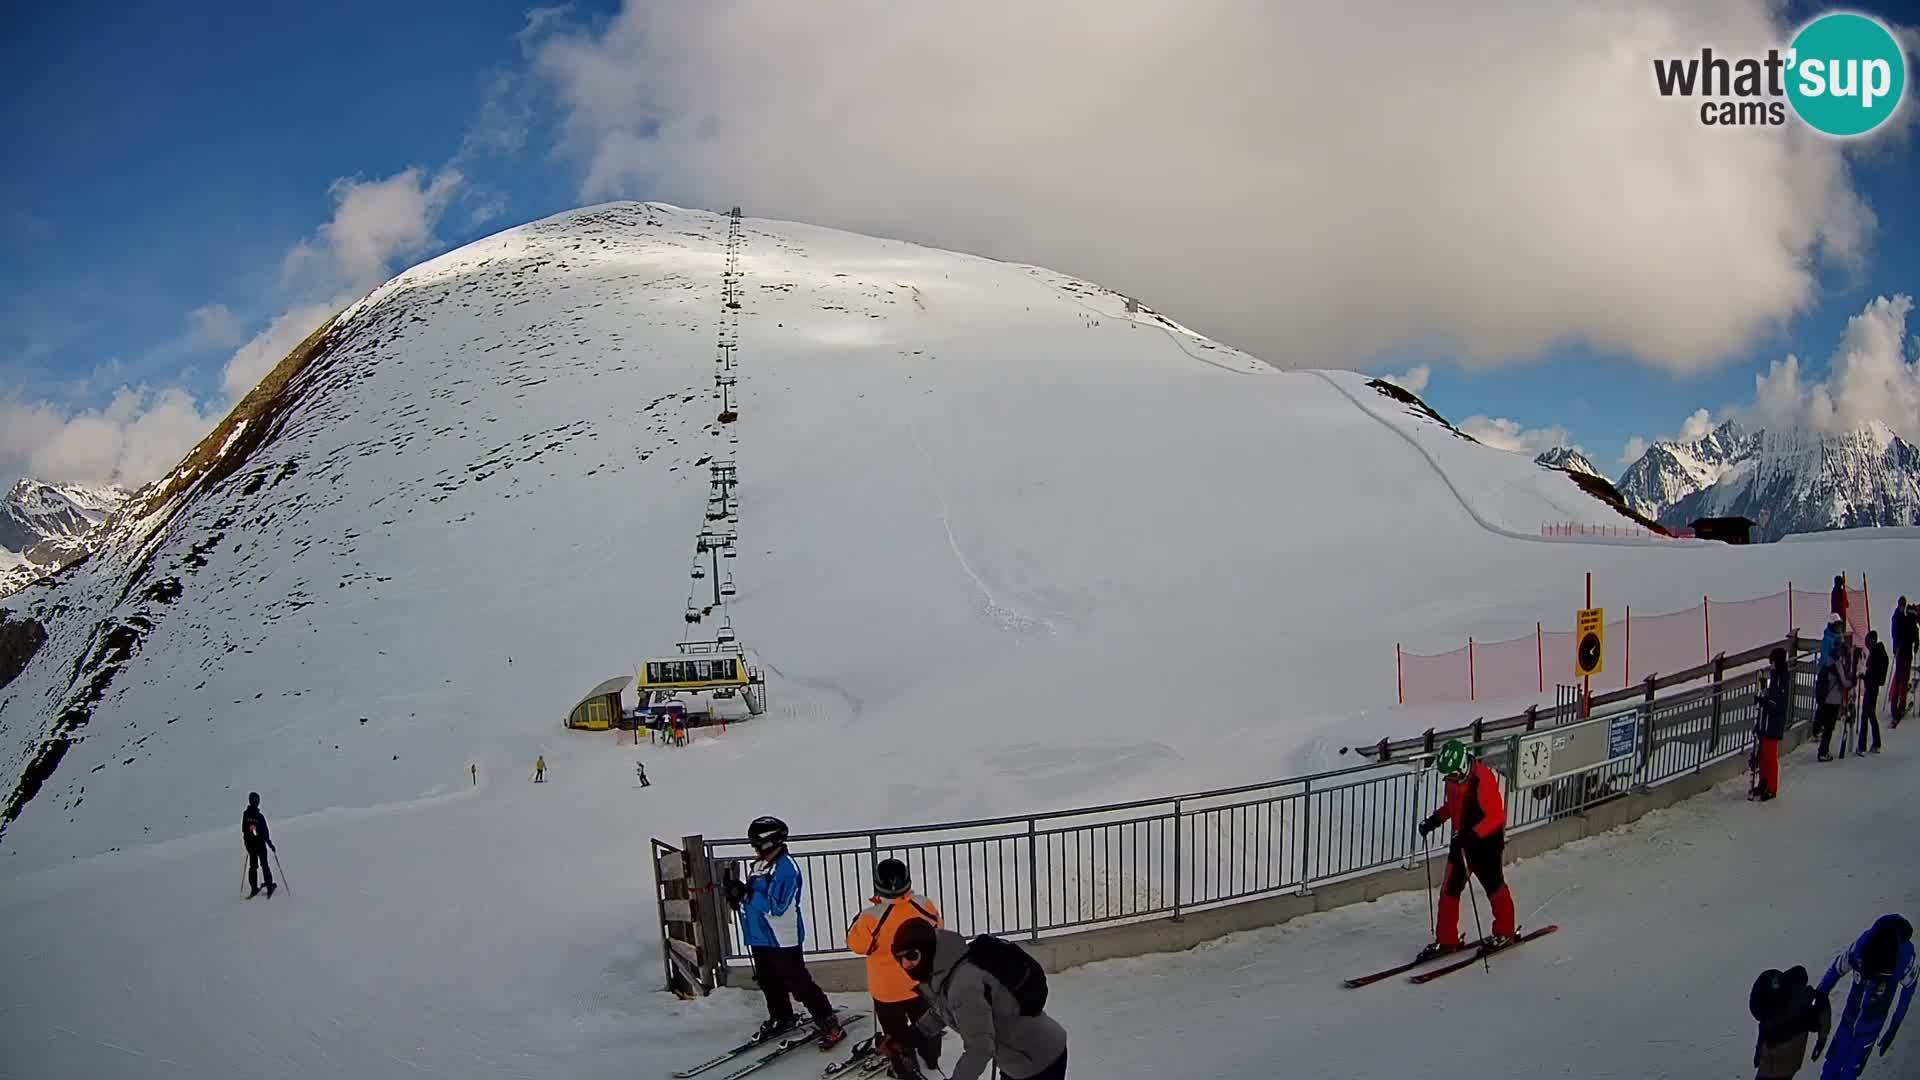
[1460,415,1579,455]
[1620,436,1650,466]
[528,0,1889,375]
[188,304,246,349]
[302,168,465,292]
[222,303,337,400]
[0,387,222,490]
[1382,364,1430,395]
[1747,294,1919,438]
[1676,407,1715,441]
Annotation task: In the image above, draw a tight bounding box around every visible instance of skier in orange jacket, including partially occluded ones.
[845,858,944,1077]
[1417,740,1519,959]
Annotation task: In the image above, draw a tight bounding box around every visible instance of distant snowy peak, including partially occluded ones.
[0,480,135,597]
[1533,447,1602,478]
[1615,420,1754,519]
[1616,420,1920,540]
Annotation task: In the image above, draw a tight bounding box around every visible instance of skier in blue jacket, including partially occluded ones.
[726,815,846,1050]
[1815,913,1916,1078]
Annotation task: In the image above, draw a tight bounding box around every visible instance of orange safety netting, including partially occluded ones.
[1397,582,1883,705]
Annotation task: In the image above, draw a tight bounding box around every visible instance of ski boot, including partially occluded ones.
[816,1013,847,1051]
[248,885,262,898]
[1484,932,1518,950]
[265,882,277,897]
[752,1017,798,1044]
[1415,940,1463,963]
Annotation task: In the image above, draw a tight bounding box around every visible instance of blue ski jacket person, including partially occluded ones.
[1816,914,1916,1079]
[741,850,807,948]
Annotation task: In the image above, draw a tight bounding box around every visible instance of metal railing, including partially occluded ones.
[661,637,1813,982]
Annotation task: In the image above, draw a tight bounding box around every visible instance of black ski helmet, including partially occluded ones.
[248,792,260,806]
[747,815,789,855]
[873,858,911,898]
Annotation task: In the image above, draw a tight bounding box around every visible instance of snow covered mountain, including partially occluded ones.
[1533,447,1602,478]
[1615,420,1920,539]
[0,479,132,596]
[1663,423,1920,541]
[1615,419,1755,520]
[1,201,1914,1080]
[0,200,1763,872]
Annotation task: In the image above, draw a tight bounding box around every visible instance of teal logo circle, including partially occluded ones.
[1786,13,1908,137]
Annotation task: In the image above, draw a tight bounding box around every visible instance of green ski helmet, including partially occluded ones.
[1433,739,1471,779]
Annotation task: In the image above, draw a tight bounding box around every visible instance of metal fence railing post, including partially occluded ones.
[1296,781,1312,895]
[1027,817,1040,942]
[1171,800,1184,921]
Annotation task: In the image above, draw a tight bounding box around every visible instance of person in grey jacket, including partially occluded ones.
[891,918,1068,1080]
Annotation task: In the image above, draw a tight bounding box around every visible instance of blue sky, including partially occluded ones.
[3,0,1918,491]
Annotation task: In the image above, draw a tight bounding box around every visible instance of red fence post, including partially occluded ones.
[1468,638,1476,702]
[1864,574,1872,644]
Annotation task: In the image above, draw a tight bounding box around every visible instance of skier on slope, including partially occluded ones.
[889,917,1069,1080]
[1750,964,1831,1079]
[1815,913,1916,1079]
[1751,647,1792,801]
[242,792,277,898]
[725,816,846,1050]
[1416,739,1518,959]
[1891,598,1916,725]
[1816,622,1854,762]
[1858,631,1889,755]
[846,858,944,1078]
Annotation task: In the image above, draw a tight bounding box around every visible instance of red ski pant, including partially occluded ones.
[1437,834,1516,946]
[1758,736,1780,796]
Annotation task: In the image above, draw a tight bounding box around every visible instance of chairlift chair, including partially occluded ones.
[720,576,737,598]
[683,603,701,625]
[690,559,706,580]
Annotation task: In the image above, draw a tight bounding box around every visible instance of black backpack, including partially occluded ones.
[961,934,1048,1016]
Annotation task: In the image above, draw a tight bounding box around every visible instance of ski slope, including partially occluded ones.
[0,202,1915,1077]
[2,699,1913,1078]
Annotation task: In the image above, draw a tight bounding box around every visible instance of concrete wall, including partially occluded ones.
[726,734,1789,994]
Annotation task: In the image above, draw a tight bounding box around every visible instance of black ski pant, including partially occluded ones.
[751,945,833,1026]
[246,845,274,890]
[874,996,942,1069]
[1015,1049,1068,1080]
[1858,682,1883,752]
[1816,703,1840,757]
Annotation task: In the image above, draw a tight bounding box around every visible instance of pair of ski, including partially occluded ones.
[672,1012,870,1080]
[1342,924,1559,988]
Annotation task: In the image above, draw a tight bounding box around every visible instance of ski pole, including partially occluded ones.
[1423,837,1436,937]
[272,850,290,895]
[1461,847,1490,972]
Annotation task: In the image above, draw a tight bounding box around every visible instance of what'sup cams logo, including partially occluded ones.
[1653,11,1909,136]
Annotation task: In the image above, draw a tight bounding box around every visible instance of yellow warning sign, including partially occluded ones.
[1575,607,1605,677]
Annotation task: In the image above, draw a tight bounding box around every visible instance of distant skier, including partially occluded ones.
[889,918,1069,1080]
[635,761,650,787]
[847,858,944,1077]
[1751,964,1831,1079]
[725,816,845,1050]
[1891,597,1916,725]
[243,792,277,898]
[1815,913,1916,1078]
[1416,739,1518,957]
[1859,631,1889,755]
[533,755,546,783]
[1751,647,1791,800]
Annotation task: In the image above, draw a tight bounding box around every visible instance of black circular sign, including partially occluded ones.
[1578,632,1602,673]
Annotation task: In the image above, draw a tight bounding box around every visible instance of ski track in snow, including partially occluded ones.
[906,417,1052,637]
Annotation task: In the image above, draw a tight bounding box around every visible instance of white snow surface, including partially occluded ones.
[0,201,1916,1077]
